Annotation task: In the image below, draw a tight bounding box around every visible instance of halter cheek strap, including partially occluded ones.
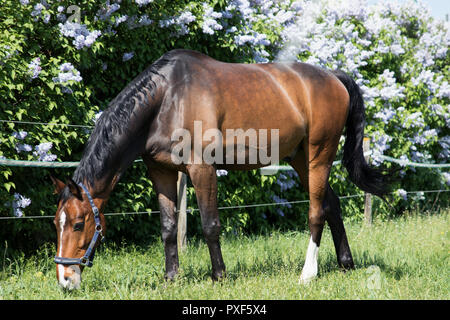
[54,182,104,268]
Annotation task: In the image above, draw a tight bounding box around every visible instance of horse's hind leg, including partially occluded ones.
[300,162,330,284]
[290,141,336,284]
[291,139,354,283]
[324,184,354,270]
[289,144,323,283]
[146,167,179,280]
[187,164,226,280]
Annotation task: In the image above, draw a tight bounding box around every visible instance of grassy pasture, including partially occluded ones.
[0,209,448,300]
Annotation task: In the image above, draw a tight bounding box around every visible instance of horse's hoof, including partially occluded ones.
[299,273,316,285]
[211,270,226,281]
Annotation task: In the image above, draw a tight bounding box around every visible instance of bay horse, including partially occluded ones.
[51,49,389,290]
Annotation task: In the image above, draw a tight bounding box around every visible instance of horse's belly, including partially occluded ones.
[217,95,306,166]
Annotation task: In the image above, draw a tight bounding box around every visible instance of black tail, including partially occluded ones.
[332,70,391,199]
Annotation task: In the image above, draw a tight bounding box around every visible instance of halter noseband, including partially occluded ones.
[54,182,104,268]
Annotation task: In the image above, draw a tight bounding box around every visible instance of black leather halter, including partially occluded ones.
[54,182,104,268]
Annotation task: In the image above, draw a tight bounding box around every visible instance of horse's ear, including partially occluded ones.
[66,178,82,200]
[50,176,66,195]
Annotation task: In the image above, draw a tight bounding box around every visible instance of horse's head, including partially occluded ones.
[51,176,106,290]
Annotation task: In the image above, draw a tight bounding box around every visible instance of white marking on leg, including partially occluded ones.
[299,236,319,284]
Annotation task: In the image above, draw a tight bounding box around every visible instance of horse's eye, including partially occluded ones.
[73,222,85,231]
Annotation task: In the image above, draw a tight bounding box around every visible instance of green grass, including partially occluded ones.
[1,209,449,300]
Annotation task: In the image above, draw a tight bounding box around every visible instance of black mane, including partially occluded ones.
[72,52,176,187]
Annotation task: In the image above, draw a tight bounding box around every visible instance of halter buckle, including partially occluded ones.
[80,256,91,267]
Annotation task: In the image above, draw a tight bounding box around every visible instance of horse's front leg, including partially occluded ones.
[147,167,179,281]
[187,164,226,280]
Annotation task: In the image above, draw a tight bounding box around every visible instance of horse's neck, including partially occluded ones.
[91,133,149,198]
[75,113,153,199]
[76,64,167,198]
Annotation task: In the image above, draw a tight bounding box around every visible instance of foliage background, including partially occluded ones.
[0,0,448,251]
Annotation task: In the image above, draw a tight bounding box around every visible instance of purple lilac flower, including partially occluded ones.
[200,4,223,35]
[372,133,392,166]
[15,193,31,208]
[276,173,296,192]
[178,11,196,25]
[396,189,407,200]
[436,81,450,99]
[202,19,222,35]
[34,142,52,154]
[170,11,196,35]
[33,142,57,162]
[31,3,44,18]
[402,111,425,128]
[27,57,41,79]
[438,137,450,160]
[271,194,292,208]
[122,52,134,62]
[97,1,120,21]
[443,172,450,186]
[423,129,438,139]
[135,0,154,6]
[254,49,270,63]
[431,104,446,117]
[5,193,32,217]
[234,33,270,46]
[410,134,427,146]
[378,69,405,101]
[159,18,175,28]
[411,69,440,93]
[52,62,82,84]
[115,15,128,26]
[58,21,101,49]
[43,13,51,24]
[410,146,426,162]
[271,194,292,217]
[137,14,153,27]
[414,48,434,68]
[15,144,33,153]
[374,107,396,124]
[12,131,28,140]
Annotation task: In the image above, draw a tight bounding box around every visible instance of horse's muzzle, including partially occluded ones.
[57,264,81,290]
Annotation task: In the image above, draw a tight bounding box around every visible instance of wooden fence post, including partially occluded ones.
[363,137,372,226]
[177,172,187,251]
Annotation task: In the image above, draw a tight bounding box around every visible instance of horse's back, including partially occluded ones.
[162,49,348,130]
[156,50,350,165]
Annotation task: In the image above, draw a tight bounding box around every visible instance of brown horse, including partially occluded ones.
[51,49,389,290]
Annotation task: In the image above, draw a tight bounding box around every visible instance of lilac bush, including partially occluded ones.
[4,193,31,217]
[275,0,449,211]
